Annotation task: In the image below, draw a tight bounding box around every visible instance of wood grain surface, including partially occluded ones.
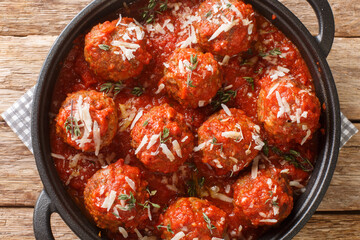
[0,0,359,239]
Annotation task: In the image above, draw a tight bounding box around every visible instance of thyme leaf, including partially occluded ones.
[211,88,237,109]
[243,77,254,91]
[160,127,170,143]
[131,86,145,96]
[98,44,110,51]
[203,213,216,234]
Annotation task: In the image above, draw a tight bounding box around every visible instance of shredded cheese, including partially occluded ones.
[130,110,143,130]
[172,140,182,158]
[101,190,117,211]
[160,143,175,161]
[93,120,101,156]
[119,227,128,238]
[300,129,311,145]
[221,104,232,116]
[135,135,148,154]
[171,232,185,240]
[125,176,136,191]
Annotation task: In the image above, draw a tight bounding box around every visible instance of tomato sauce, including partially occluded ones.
[50,0,320,239]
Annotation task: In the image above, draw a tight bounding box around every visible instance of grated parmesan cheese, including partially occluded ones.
[259,219,278,223]
[172,140,182,158]
[93,121,101,156]
[51,153,65,159]
[300,129,311,145]
[147,134,160,150]
[125,176,136,191]
[155,83,165,94]
[171,231,185,240]
[221,104,232,116]
[101,190,117,211]
[160,143,175,161]
[119,227,128,238]
[135,135,148,154]
[181,136,188,143]
[130,110,143,130]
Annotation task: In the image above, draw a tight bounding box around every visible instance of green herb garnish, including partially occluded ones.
[160,127,170,143]
[243,77,254,91]
[203,213,216,234]
[186,54,199,88]
[98,44,110,51]
[157,224,174,234]
[100,81,124,96]
[131,86,145,96]
[64,100,81,137]
[211,88,237,110]
[118,192,136,211]
[142,0,168,23]
[143,119,150,127]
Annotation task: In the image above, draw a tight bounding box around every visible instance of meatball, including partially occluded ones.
[233,168,293,226]
[161,48,222,108]
[130,104,194,173]
[84,17,152,82]
[194,0,257,56]
[55,90,117,154]
[197,107,263,175]
[257,75,321,144]
[84,159,149,233]
[159,197,227,240]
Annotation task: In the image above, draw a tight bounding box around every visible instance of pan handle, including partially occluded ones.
[306,0,335,57]
[33,190,56,240]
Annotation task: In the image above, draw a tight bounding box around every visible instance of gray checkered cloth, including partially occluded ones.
[1,86,358,153]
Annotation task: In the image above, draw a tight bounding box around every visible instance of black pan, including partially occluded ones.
[31,0,341,239]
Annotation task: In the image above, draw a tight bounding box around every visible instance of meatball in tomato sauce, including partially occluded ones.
[158,197,227,240]
[55,90,117,154]
[130,104,194,173]
[194,0,257,56]
[197,108,263,175]
[257,75,321,145]
[161,48,222,109]
[84,17,152,82]
[233,168,293,226]
[84,159,149,233]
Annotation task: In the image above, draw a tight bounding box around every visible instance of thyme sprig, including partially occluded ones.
[203,213,216,234]
[142,0,168,23]
[118,192,136,211]
[131,86,145,96]
[160,127,170,143]
[98,44,110,51]
[100,81,124,97]
[243,77,254,91]
[157,224,174,234]
[259,48,282,58]
[211,88,237,110]
[64,100,81,137]
[186,54,198,88]
[263,142,314,172]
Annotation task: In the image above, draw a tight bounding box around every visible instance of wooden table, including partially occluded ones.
[0,0,359,239]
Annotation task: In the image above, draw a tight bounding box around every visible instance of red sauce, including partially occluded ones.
[50,0,320,239]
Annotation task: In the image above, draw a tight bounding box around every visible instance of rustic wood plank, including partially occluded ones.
[0,207,359,239]
[0,0,359,37]
[0,122,41,207]
[0,121,359,209]
[0,0,91,36]
[279,0,360,37]
[1,36,359,120]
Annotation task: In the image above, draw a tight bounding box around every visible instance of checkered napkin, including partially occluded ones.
[1,86,358,153]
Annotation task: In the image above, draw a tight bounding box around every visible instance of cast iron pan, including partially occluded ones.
[31,0,341,239]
